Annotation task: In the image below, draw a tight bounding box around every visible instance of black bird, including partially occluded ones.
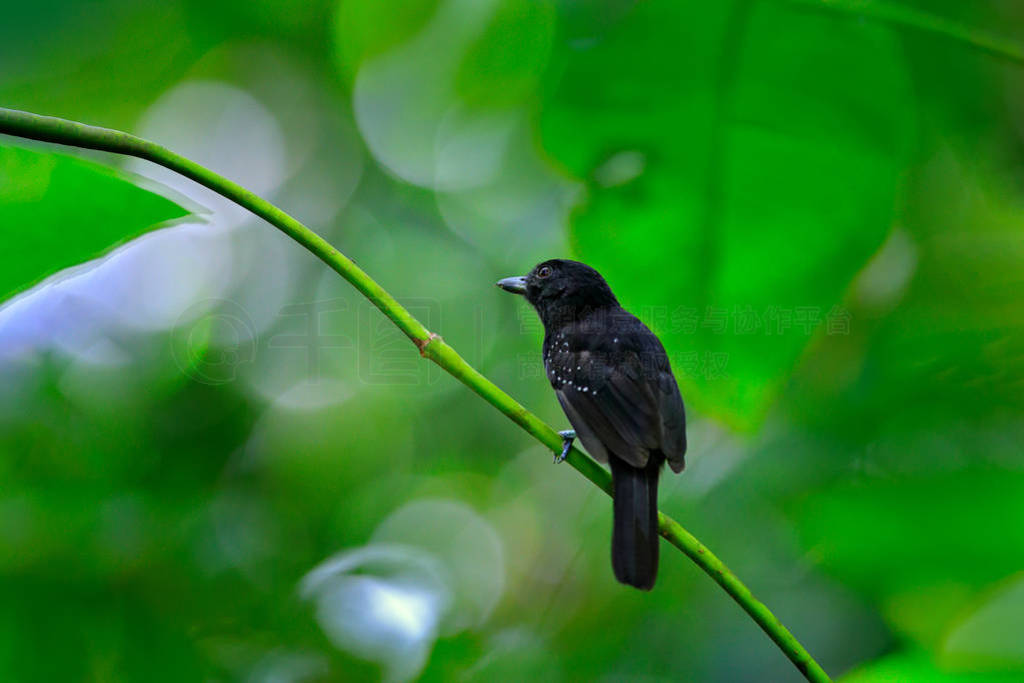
[497,259,686,590]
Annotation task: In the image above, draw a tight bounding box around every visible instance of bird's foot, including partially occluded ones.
[555,430,576,464]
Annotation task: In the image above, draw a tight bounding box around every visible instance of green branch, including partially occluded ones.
[0,107,831,683]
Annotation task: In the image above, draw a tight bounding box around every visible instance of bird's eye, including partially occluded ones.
[537,266,552,278]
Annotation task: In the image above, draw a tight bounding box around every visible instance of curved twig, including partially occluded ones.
[0,107,832,682]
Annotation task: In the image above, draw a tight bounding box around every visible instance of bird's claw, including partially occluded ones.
[555,430,576,464]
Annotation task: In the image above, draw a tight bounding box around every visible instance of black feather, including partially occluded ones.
[500,259,687,589]
[610,452,663,590]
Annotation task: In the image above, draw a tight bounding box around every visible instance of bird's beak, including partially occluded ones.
[496,275,527,295]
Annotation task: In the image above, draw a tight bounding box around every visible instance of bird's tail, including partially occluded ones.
[609,453,663,590]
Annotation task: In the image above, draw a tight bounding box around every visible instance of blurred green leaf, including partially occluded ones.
[839,651,1024,683]
[790,471,1024,599]
[333,0,438,80]
[0,144,188,303]
[787,0,1024,66]
[455,0,555,108]
[335,0,554,107]
[943,574,1024,671]
[840,650,1022,683]
[541,0,915,428]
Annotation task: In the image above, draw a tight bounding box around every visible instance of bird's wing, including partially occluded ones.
[553,348,662,469]
[657,367,687,472]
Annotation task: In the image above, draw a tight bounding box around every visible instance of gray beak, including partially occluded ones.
[496,275,527,295]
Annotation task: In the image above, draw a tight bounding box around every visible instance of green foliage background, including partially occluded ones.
[2,0,1024,680]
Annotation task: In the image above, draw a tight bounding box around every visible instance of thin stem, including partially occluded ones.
[0,107,831,683]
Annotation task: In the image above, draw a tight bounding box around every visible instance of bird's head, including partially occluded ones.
[497,259,619,324]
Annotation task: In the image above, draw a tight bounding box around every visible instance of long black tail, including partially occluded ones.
[609,452,663,590]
